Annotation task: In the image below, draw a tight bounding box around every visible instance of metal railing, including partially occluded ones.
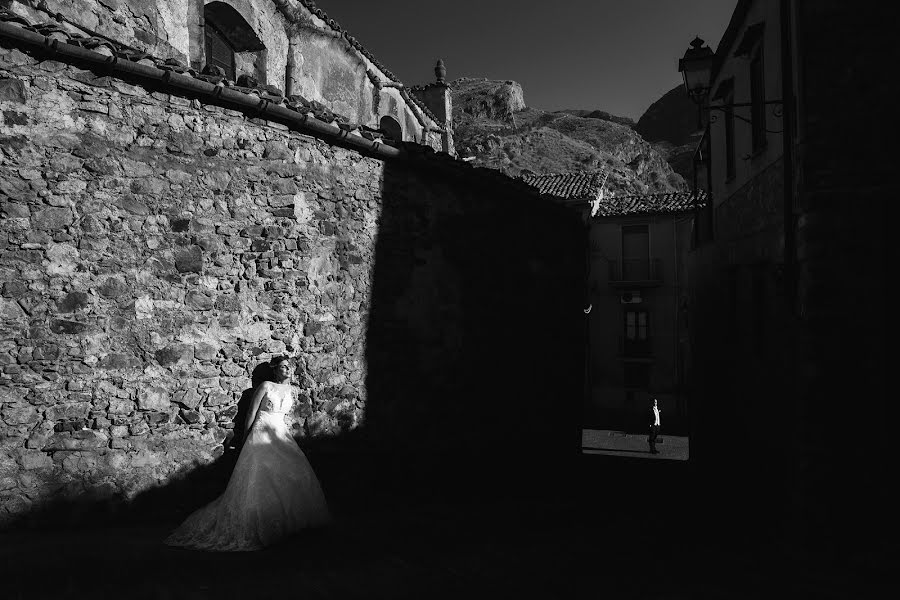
[608,258,663,284]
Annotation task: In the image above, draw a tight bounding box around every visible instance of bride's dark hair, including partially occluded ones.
[270,355,294,367]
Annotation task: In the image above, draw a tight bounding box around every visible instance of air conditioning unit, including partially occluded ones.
[620,291,642,304]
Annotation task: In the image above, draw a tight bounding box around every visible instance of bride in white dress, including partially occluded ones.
[165,356,331,551]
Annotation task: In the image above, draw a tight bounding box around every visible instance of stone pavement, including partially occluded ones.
[0,500,773,600]
[0,462,887,599]
[4,499,581,600]
[582,428,689,460]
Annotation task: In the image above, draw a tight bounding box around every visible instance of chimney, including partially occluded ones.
[419,59,454,154]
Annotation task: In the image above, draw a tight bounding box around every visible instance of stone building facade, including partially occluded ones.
[0,3,584,525]
[0,0,452,149]
[521,172,703,434]
[586,193,699,434]
[686,0,894,558]
[685,0,794,550]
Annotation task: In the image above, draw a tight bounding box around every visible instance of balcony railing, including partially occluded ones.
[608,258,663,286]
[619,336,654,358]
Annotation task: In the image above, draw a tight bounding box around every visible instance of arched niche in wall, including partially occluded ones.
[379,116,403,142]
[204,1,266,83]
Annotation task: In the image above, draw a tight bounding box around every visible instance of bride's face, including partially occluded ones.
[273,362,294,382]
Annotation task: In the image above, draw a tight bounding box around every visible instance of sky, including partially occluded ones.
[318,0,737,121]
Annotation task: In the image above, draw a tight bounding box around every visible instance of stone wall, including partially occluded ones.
[687,2,897,556]
[789,0,895,554]
[715,157,783,246]
[0,38,584,525]
[686,137,791,548]
[7,0,193,61]
[0,41,384,523]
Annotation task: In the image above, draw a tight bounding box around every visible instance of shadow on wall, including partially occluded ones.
[4,158,587,532]
[359,158,587,497]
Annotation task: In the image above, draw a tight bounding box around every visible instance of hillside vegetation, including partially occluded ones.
[451,78,687,195]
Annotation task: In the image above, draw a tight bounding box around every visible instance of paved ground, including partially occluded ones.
[5,500,580,600]
[582,428,689,460]
[0,500,778,600]
[0,456,888,599]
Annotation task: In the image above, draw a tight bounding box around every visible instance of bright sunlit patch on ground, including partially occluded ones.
[581,429,689,461]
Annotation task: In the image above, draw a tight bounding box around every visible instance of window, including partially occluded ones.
[203,2,266,83]
[621,224,649,280]
[625,310,649,341]
[379,115,403,142]
[204,22,235,80]
[724,91,736,180]
[623,309,651,357]
[750,48,766,153]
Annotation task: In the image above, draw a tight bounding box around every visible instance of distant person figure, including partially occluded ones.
[165,355,330,551]
[648,398,661,454]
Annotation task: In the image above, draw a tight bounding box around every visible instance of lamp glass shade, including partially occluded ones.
[678,37,714,101]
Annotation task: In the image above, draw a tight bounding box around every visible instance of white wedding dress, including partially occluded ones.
[165,382,330,551]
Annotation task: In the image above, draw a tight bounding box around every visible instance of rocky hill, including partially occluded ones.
[555,109,635,128]
[634,84,703,182]
[451,78,686,196]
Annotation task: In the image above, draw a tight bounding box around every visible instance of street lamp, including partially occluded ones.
[679,35,784,123]
[675,22,795,313]
[678,36,714,128]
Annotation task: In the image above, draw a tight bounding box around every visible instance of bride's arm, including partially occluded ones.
[245,382,269,433]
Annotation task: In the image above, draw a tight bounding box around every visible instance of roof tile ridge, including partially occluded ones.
[0,12,413,157]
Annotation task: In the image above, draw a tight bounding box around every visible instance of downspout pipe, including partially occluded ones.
[0,21,403,161]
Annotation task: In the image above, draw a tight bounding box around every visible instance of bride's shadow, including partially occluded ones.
[165,362,276,515]
[229,362,275,452]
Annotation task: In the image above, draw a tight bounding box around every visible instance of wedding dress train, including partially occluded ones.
[165,384,330,551]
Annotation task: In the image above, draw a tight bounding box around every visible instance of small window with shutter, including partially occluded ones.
[204,22,235,80]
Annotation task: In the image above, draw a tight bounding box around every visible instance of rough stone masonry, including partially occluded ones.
[0,33,586,525]
[0,43,383,522]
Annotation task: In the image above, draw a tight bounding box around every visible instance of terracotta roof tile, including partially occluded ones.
[520,172,607,200]
[0,5,441,131]
[0,9,395,142]
[592,191,709,218]
[520,171,708,216]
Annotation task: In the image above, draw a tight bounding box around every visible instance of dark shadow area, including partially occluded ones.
[355,156,586,502]
[229,362,274,446]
